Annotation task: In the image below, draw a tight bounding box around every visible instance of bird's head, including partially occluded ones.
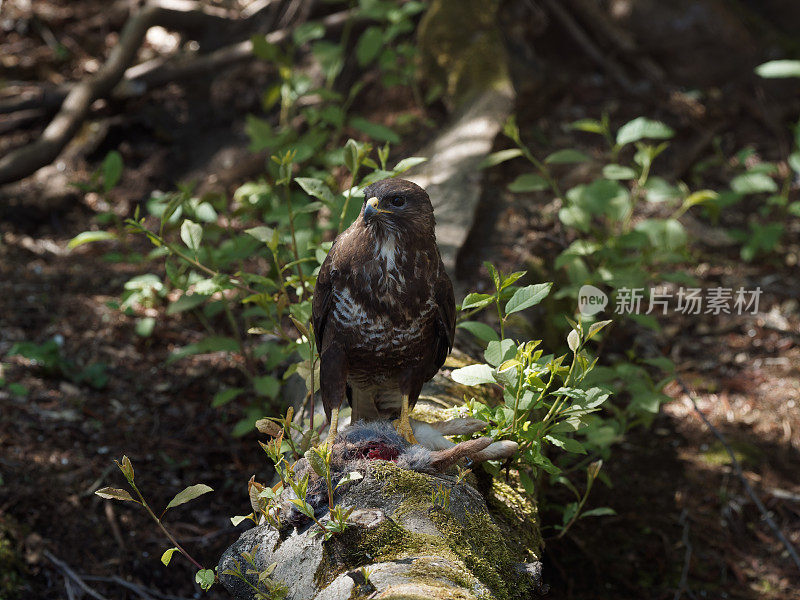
[360,178,435,238]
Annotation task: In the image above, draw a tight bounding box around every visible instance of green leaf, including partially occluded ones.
[166,294,209,315]
[251,34,278,61]
[567,329,580,352]
[545,149,590,164]
[681,189,718,212]
[634,218,687,251]
[501,271,526,289]
[102,151,123,193]
[450,364,495,386]
[356,26,384,66]
[230,514,251,527]
[504,282,552,315]
[558,204,590,232]
[335,471,364,490]
[484,339,516,367]
[253,375,280,398]
[95,487,137,502]
[392,156,427,173]
[498,358,521,372]
[457,321,499,343]
[295,178,335,205]
[180,219,202,252]
[212,387,244,408]
[293,22,325,45]
[161,547,180,566]
[642,177,680,203]
[602,164,636,180]
[460,293,494,311]
[68,230,117,249]
[730,172,778,194]
[616,117,674,146]
[569,179,631,219]
[135,317,155,337]
[312,40,345,82]
[349,117,399,143]
[288,497,315,518]
[195,569,215,591]
[545,434,586,454]
[518,470,537,495]
[580,507,617,518]
[479,148,523,169]
[119,455,134,481]
[166,484,214,510]
[789,152,800,174]
[755,59,800,79]
[642,357,674,372]
[7,383,27,397]
[167,336,240,364]
[569,118,605,134]
[244,226,276,244]
[508,173,549,192]
[586,320,612,341]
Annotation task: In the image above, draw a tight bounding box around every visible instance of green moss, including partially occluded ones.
[374,462,436,517]
[317,464,537,600]
[410,401,453,424]
[428,507,526,600]
[486,477,542,562]
[407,556,477,591]
[417,0,512,104]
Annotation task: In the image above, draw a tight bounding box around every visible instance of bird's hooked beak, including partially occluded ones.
[363,196,390,224]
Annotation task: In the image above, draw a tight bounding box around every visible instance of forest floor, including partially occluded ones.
[1,2,800,599]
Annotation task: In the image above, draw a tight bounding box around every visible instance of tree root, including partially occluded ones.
[0,0,350,186]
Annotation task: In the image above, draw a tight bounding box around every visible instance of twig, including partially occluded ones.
[44,550,111,600]
[672,509,694,600]
[565,0,666,84]
[65,577,78,600]
[82,575,194,600]
[538,0,638,94]
[676,376,800,573]
[0,0,352,185]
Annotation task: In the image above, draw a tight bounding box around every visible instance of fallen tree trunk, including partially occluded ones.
[219,455,544,600]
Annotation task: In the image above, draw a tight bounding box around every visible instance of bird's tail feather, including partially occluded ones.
[349,386,403,421]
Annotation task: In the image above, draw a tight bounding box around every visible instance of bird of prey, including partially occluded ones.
[312,178,455,445]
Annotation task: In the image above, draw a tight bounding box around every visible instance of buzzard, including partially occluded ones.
[312,178,455,444]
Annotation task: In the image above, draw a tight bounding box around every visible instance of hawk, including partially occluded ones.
[312,178,455,444]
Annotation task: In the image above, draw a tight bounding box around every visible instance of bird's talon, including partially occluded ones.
[393,419,418,445]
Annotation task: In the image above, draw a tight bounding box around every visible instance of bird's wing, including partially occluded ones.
[312,241,336,355]
[431,264,456,374]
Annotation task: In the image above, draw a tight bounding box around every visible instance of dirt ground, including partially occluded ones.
[1,1,800,599]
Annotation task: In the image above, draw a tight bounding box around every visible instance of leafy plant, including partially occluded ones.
[718,61,800,262]
[71,0,432,435]
[95,456,217,591]
[236,408,362,542]
[8,339,108,389]
[452,264,615,531]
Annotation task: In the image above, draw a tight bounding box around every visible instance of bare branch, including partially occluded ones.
[0,0,351,186]
[676,377,800,573]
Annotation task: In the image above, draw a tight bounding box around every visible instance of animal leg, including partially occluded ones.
[326,407,340,448]
[320,343,347,448]
[394,394,418,444]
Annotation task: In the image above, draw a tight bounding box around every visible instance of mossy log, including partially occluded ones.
[218,460,543,600]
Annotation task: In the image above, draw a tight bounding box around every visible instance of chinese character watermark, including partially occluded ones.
[578,286,762,316]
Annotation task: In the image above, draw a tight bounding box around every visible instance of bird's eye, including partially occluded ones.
[390,196,405,208]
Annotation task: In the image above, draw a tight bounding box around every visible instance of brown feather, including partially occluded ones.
[312,179,456,421]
